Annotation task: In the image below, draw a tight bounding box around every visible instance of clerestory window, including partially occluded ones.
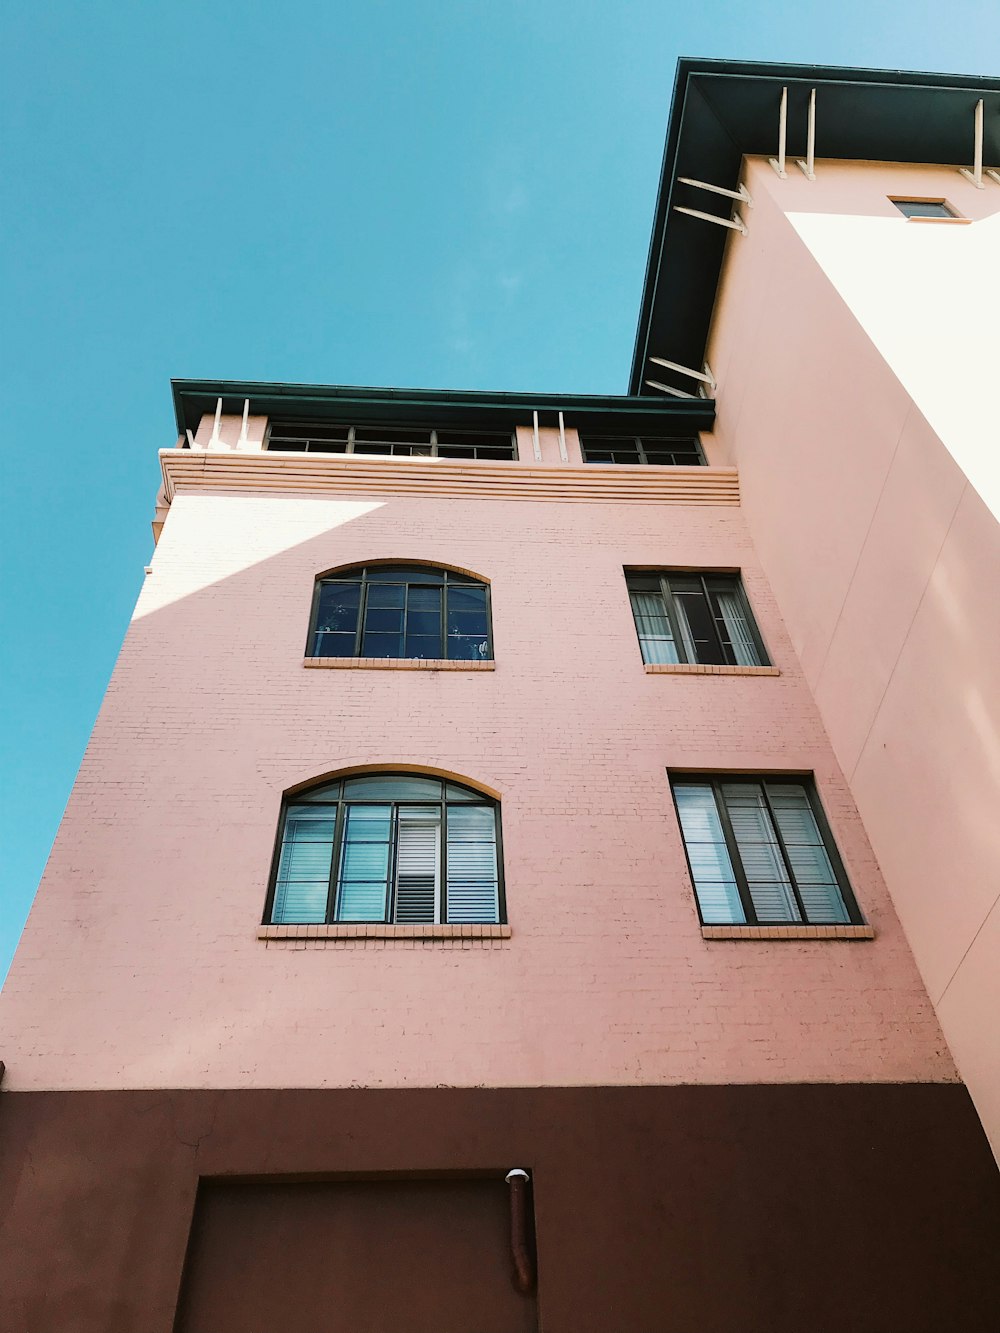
[580,435,704,465]
[267,422,518,459]
[309,565,492,661]
[266,774,503,926]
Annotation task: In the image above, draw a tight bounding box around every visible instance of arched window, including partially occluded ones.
[308,565,492,661]
[267,774,504,926]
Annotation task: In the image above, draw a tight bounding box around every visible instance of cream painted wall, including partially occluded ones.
[707,155,1000,1154]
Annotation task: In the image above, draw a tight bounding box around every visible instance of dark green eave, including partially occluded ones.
[630,58,1000,395]
[171,378,714,439]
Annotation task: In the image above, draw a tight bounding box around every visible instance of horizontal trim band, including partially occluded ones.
[258,924,511,940]
[160,450,739,506]
[645,663,780,676]
[303,657,495,671]
[702,924,875,940]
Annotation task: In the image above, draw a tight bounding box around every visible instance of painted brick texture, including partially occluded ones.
[0,481,955,1090]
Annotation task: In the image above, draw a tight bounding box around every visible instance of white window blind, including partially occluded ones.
[394,808,441,923]
[446,805,500,923]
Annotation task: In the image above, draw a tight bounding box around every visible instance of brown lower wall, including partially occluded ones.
[1,1083,998,1332]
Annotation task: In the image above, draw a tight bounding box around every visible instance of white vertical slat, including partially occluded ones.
[446,806,499,923]
[395,810,440,923]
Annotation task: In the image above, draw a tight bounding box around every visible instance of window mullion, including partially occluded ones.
[347,426,355,454]
[386,803,400,924]
[327,800,347,923]
[759,782,810,924]
[713,781,758,925]
[636,436,647,465]
[661,576,692,663]
[355,577,368,656]
[440,801,448,924]
[441,577,449,659]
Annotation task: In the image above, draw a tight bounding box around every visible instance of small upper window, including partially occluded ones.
[267,774,503,926]
[310,565,492,661]
[626,571,769,667]
[268,422,517,460]
[891,199,956,219]
[580,435,703,466]
[671,776,862,926]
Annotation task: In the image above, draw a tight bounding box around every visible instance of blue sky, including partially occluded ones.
[2,1,998,980]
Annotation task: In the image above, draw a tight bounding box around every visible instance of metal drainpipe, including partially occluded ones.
[504,1168,535,1294]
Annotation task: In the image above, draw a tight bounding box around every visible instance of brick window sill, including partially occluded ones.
[258,924,511,941]
[906,215,972,225]
[304,657,495,671]
[701,924,874,940]
[644,663,780,676]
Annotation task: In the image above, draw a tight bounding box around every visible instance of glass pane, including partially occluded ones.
[445,783,484,801]
[336,804,392,922]
[365,565,445,583]
[407,611,441,636]
[766,785,849,923]
[394,808,440,923]
[343,776,443,800]
[366,584,406,608]
[295,783,342,803]
[312,631,357,658]
[673,785,744,924]
[315,582,361,631]
[447,634,489,660]
[364,608,405,633]
[446,805,499,923]
[337,881,390,920]
[362,632,404,658]
[673,589,725,664]
[448,586,487,611]
[405,635,440,659]
[893,199,953,218]
[712,588,761,667]
[447,609,489,637]
[272,809,336,923]
[408,586,442,610]
[629,591,678,665]
[721,783,800,922]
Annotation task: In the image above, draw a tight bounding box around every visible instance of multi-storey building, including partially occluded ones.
[1,58,998,1332]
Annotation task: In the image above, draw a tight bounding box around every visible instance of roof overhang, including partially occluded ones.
[629,58,1000,395]
[171,378,715,439]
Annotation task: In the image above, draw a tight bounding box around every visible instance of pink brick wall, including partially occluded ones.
[0,481,955,1090]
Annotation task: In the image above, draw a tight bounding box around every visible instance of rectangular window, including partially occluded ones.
[626,571,768,666]
[268,422,518,459]
[891,199,956,218]
[579,435,703,466]
[671,777,862,926]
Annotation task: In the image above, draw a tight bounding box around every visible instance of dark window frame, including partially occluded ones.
[266,422,519,461]
[626,570,770,667]
[263,774,506,926]
[670,774,864,927]
[307,564,494,662]
[579,434,705,466]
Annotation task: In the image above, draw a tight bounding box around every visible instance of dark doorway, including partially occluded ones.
[174,1177,538,1333]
